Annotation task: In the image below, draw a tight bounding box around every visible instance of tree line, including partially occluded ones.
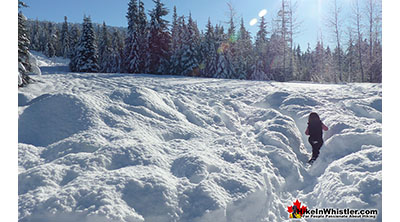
[21,0,382,83]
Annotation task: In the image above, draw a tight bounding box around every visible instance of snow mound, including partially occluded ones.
[18,93,94,147]
[18,57,382,222]
[111,87,185,121]
[302,146,382,221]
[310,132,382,177]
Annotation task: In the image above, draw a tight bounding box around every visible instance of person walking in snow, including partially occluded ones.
[305,112,328,164]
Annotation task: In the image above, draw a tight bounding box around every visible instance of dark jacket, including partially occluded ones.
[306,120,328,142]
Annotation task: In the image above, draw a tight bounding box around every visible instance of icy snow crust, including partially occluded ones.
[18,55,381,222]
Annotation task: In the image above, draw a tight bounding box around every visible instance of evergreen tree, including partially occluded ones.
[110,30,125,73]
[124,0,140,73]
[70,16,100,73]
[169,7,182,75]
[146,0,171,74]
[180,13,200,76]
[252,16,271,80]
[293,44,303,80]
[44,22,56,57]
[291,44,302,80]
[214,27,235,79]
[268,32,285,81]
[68,24,81,60]
[169,15,184,75]
[310,41,324,82]
[202,18,218,78]
[369,38,382,83]
[137,0,148,73]
[225,3,238,79]
[44,41,55,58]
[235,18,254,79]
[18,1,32,86]
[332,46,345,83]
[29,19,41,51]
[69,25,81,50]
[170,6,179,56]
[53,28,62,57]
[98,22,113,73]
[324,46,335,82]
[300,43,313,81]
[344,30,358,82]
[276,0,291,80]
[61,16,71,58]
[216,51,231,79]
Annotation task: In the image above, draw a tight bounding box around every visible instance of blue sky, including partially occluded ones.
[21,0,355,50]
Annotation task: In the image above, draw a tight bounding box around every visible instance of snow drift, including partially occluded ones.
[18,53,382,221]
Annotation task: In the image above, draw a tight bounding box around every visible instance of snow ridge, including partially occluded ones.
[18,54,382,221]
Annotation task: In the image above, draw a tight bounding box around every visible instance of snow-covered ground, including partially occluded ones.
[18,53,382,222]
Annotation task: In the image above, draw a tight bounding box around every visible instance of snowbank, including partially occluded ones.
[18,54,382,221]
[30,51,70,74]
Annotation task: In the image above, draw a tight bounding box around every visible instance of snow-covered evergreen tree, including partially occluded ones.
[268,32,285,81]
[324,46,335,82]
[124,0,140,73]
[213,25,224,79]
[180,13,200,76]
[300,44,313,81]
[137,0,148,73]
[53,28,62,57]
[109,30,125,73]
[44,41,55,58]
[275,0,291,81]
[60,16,70,58]
[235,18,254,80]
[29,19,41,51]
[170,6,179,56]
[225,8,238,79]
[213,24,235,79]
[18,1,32,86]
[251,16,271,80]
[216,52,232,79]
[69,16,100,73]
[201,18,218,78]
[369,39,382,83]
[44,22,56,58]
[146,0,171,74]
[68,24,80,60]
[311,41,325,82]
[98,22,113,73]
[169,6,181,75]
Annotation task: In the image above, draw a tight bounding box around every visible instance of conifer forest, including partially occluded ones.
[19,0,382,83]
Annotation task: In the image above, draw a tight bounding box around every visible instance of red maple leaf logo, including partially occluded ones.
[288,205,293,213]
[287,199,307,218]
[294,200,301,209]
[301,205,307,214]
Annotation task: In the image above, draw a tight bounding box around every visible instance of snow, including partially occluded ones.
[28,51,42,76]
[18,54,382,221]
[30,51,70,74]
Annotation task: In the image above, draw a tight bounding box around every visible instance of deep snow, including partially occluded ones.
[18,53,382,221]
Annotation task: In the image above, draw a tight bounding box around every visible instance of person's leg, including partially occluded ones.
[312,140,323,160]
[308,138,317,162]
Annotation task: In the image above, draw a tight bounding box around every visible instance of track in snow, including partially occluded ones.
[18,53,382,222]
